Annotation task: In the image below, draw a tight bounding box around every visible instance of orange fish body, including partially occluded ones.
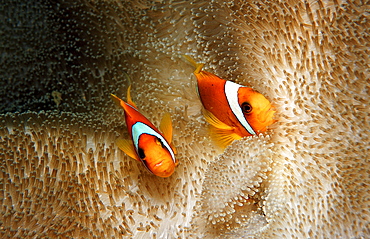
[111,85,177,177]
[184,55,275,149]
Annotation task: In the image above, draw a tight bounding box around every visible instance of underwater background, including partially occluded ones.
[0,0,369,238]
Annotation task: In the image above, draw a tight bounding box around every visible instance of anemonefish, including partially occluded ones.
[184,55,276,149]
[111,84,177,177]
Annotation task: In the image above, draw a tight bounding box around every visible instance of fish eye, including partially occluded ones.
[241,102,253,114]
[155,138,165,148]
[138,147,146,159]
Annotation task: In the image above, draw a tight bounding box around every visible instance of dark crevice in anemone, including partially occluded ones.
[0,0,131,118]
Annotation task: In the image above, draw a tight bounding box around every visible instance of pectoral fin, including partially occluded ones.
[202,108,234,130]
[208,125,242,149]
[159,112,173,145]
[116,138,140,161]
[202,108,241,149]
[170,143,177,155]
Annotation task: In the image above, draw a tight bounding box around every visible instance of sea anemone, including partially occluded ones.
[1,0,369,238]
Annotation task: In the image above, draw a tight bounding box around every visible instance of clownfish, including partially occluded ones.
[184,55,276,149]
[111,85,177,177]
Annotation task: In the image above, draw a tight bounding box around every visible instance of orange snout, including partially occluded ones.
[138,134,176,178]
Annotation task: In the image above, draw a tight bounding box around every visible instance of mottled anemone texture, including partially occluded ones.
[0,0,369,238]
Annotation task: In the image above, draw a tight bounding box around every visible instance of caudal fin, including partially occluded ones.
[183,55,204,74]
[111,94,123,106]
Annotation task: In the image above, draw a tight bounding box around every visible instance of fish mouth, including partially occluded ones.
[153,159,175,178]
[140,159,164,175]
[155,160,164,167]
[257,104,276,125]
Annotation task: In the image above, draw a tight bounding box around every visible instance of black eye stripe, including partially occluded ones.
[131,122,176,165]
[138,147,145,159]
[136,137,166,160]
[157,138,165,148]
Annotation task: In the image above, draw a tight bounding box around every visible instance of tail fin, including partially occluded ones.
[111,73,137,108]
[183,55,204,74]
[110,94,123,106]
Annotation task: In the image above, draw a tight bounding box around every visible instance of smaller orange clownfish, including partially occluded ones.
[184,55,276,149]
[111,85,177,177]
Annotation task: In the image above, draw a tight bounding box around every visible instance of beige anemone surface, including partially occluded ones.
[1,0,369,238]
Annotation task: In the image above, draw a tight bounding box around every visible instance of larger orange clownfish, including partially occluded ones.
[111,85,177,177]
[184,55,276,149]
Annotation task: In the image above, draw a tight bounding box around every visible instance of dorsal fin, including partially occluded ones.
[126,84,137,108]
[122,72,137,108]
